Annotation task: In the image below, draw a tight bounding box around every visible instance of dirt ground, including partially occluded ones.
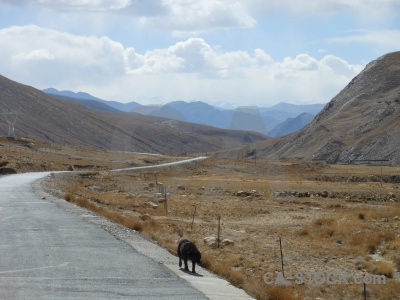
[2,138,400,300]
[44,157,400,300]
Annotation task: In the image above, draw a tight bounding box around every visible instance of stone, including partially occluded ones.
[140,213,152,221]
[150,202,159,209]
[222,239,234,246]
[86,185,103,192]
[204,236,218,248]
[177,185,186,190]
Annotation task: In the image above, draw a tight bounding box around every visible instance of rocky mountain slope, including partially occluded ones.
[0,75,267,154]
[231,51,400,165]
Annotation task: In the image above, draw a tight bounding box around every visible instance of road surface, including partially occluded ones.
[0,158,253,299]
[0,172,207,299]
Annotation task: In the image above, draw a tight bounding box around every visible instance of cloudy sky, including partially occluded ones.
[0,0,399,107]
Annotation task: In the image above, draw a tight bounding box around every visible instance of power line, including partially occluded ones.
[1,106,22,138]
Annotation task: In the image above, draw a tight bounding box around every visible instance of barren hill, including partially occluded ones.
[232,51,400,165]
[0,75,267,154]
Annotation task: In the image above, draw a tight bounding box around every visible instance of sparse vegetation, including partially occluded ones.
[370,261,395,278]
[3,137,400,300]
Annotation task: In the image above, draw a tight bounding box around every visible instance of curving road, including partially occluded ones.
[0,171,208,299]
[0,157,253,299]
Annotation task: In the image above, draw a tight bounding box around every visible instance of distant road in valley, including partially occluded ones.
[112,156,208,172]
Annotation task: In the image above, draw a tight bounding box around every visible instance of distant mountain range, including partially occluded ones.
[4,52,398,164]
[43,88,325,137]
[43,88,141,112]
[0,76,267,154]
[227,51,400,165]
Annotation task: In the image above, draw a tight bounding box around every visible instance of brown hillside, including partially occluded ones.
[231,51,400,165]
[0,75,267,154]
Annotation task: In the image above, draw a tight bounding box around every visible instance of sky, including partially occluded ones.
[0,0,399,108]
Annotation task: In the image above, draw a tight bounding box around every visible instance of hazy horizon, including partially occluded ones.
[1,1,399,106]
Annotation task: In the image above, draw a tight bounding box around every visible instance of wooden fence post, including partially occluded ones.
[217,216,221,248]
[279,236,284,277]
[191,206,197,230]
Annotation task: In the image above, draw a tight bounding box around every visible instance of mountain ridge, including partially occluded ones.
[44,88,325,136]
[230,51,400,165]
[0,75,267,154]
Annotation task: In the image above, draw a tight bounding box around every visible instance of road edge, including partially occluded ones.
[32,176,254,300]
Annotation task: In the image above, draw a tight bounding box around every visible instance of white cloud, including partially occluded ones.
[0,0,256,34]
[280,54,319,71]
[139,0,256,34]
[0,25,363,106]
[126,38,271,77]
[1,0,398,35]
[320,55,362,76]
[37,0,132,11]
[13,49,55,61]
[245,0,400,15]
[0,25,132,86]
[327,30,400,52]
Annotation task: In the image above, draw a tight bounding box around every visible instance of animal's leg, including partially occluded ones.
[184,259,189,271]
[192,261,196,273]
[179,257,182,268]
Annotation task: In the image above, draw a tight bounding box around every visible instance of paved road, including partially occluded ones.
[112,156,208,172]
[0,172,208,299]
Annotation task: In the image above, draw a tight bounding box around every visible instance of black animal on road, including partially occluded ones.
[178,239,201,273]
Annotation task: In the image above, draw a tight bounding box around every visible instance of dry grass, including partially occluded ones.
[297,226,310,236]
[370,261,395,278]
[38,154,400,300]
[64,193,74,202]
[313,217,335,226]
[252,284,303,300]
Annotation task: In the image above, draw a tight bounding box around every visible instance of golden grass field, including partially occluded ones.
[1,137,400,300]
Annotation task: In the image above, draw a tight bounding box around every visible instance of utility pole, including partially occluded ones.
[1,106,22,138]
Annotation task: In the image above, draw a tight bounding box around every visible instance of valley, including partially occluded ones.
[1,52,400,300]
[2,137,399,300]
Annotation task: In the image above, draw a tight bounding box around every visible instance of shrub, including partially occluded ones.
[380,229,396,242]
[297,227,309,236]
[366,234,382,253]
[321,226,336,238]
[64,193,74,202]
[122,216,144,231]
[351,232,367,247]
[210,261,245,288]
[75,197,89,208]
[371,261,395,278]
[314,217,334,226]
[262,285,302,300]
